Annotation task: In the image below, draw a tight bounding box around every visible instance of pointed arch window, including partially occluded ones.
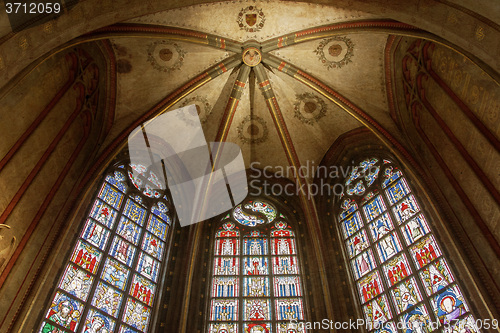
[337,157,479,333]
[38,163,172,333]
[208,200,306,333]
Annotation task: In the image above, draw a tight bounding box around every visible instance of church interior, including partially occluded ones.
[0,0,499,332]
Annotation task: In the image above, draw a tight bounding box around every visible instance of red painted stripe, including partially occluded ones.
[278,62,286,71]
[0,53,78,172]
[219,63,227,73]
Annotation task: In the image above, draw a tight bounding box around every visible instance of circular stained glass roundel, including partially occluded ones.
[232,200,277,227]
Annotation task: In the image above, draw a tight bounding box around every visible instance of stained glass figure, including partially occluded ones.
[116,217,142,245]
[392,195,419,224]
[83,309,116,333]
[98,183,124,210]
[341,211,363,239]
[272,256,299,275]
[146,215,168,241]
[141,232,164,260]
[91,282,123,317]
[123,298,151,332]
[401,214,430,246]
[58,265,93,301]
[390,277,422,313]
[244,257,269,275]
[274,276,301,297]
[271,238,296,255]
[244,299,271,321]
[90,200,118,229]
[431,285,468,324]
[363,295,392,328]
[375,232,402,263]
[110,236,136,267]
[81,219,110,250]
[346,229,370,258]
[385,178,411,205]
[101,258,130,291]
[368,213,394,242]
[357,271,384,303]
[275,298,304,321]
[352,249,376,279]
[243,277,270,297]
[244,238,268,255]
[123,200,147,226]
[43,291,84,332]
[136,252,160,282]
[212,277,239,297]
[419,258,454,296]
[399,305,432,333]
[71,240,102,274]
[210,299,239,321]
[363,196,386,222]
[214,257,239,275]
[383,254,412,287]
[409,235,442,269]
[130,274,156,306]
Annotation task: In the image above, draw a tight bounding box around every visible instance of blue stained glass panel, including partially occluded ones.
[136,252,160,282]
[402,214,430,245]
[213,257,239,275]
[368,213,394,242]
[274,276,301,297]
[83,309,116,333]
[341,211,363,239]
[346,229,370,258]
[243,238,268,255]
[352,249,376,280]
[419,258,454,296]
[275,298,304,321]
[399,304,432,333]
[141,232,164,260]
[392,195,420,224]
[81,219,110,250]
[243,277,270,297]
[98,183,124,210]
[116,217,141,245]
[365,165,380,187]
[146,215,168,241]
[242,256,268,275]
[385,178,411,205]
[375,232,402,263]
[152,202,170,222]
[244,299,271,321]
[431,285,468,324]
[123,298,151,332]
[363,196,387,222]
[244,200,277,223]
[106,173,127,193]
[43,291,84,332]
[272,256,299,275]
[212,276,239,297]
[210,299,239,321]
[123,199,147,226]
[382,167,402,188]
[110,236,136,267]
[347,180,366,196]
[101,258,130,291]
[91,282,123,317]
[58,264,93,301]
[130,274,156,306]
[339,202,357,221]
[89,199,118,229]
[70,240,102,274]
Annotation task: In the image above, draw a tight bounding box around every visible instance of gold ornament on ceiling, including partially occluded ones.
[293,92,327,125]
[179,96,213,124]
[237,6,265,32]
[242,47,262,67]
[237,115,268,144]
[314,36,354,70]
[147,41,186,73]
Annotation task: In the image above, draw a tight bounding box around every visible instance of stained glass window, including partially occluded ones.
[39,163,172,333]
[208,200,306,332]
[337,158,480,332]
